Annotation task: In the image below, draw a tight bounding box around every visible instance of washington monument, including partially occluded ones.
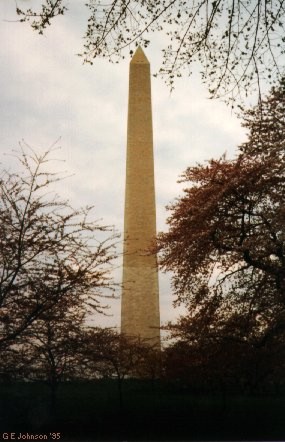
[121,47,160,347]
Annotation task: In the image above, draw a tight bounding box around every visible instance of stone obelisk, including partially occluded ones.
[121,47,160,347]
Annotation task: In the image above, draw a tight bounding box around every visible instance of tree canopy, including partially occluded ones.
[157,79,285,356]
[156,79,285,391]
[16,0,285,104]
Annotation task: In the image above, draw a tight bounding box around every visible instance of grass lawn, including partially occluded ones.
[0,380,284,441]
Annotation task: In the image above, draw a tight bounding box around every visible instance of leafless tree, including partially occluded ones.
[0,143,117,349]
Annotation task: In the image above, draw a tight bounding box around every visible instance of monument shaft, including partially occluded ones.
[121,47,160,346]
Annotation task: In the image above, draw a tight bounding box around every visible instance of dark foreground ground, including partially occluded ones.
[0,380,284,441]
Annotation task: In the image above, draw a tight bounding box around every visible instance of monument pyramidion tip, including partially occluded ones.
[131,46,150,64]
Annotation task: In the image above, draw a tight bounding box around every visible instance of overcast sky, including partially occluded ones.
[0,1,247,331]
